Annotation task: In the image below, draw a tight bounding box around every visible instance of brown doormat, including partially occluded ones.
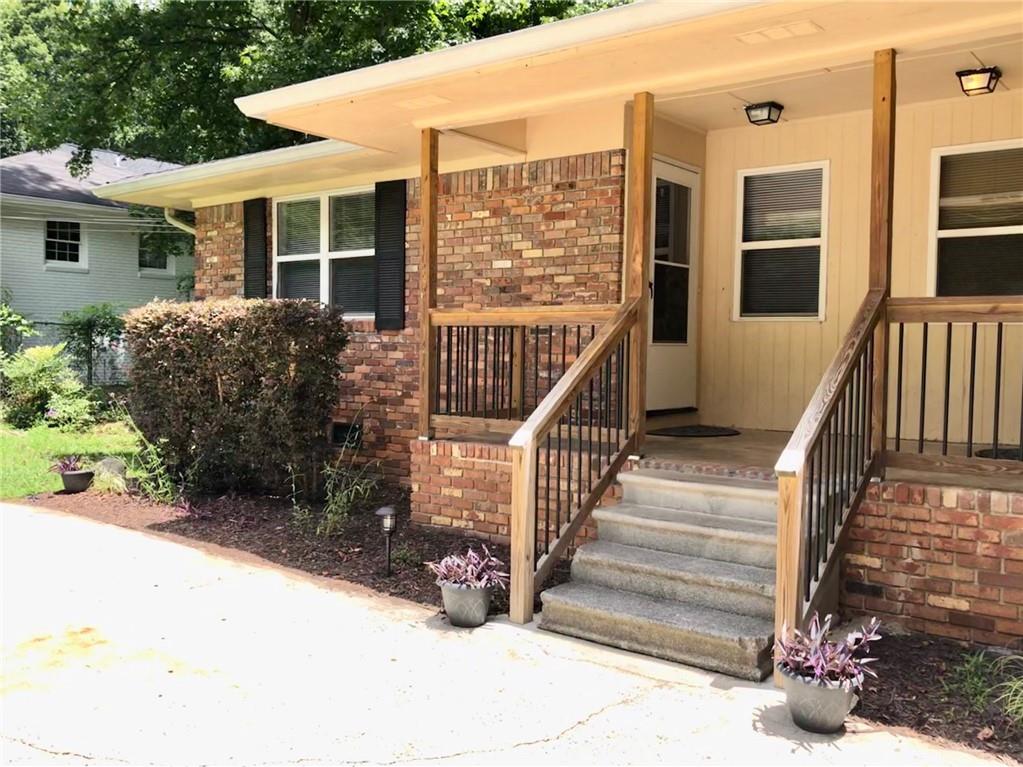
[648,425,740,438]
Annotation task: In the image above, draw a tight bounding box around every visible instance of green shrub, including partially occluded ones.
[0,343,94,430]
[124,299,349,494]
[59,303,125,386]
[0,301,36,356]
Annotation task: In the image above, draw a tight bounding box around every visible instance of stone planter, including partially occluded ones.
[440,584,493,628]
[778,664,858,734]
[60,470,94,494]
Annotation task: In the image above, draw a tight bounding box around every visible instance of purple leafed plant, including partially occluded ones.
[50,455,85,474]
[426,546,509,590]
[776,612,882,690]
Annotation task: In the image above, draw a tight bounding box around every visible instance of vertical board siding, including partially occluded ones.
[699,91,1022,444]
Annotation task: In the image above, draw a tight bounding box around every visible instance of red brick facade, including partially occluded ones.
[192,150,625,482]
[843,480,1023,645]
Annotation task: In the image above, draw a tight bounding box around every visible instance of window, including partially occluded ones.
[45,221,81,263]
[652,179,690,343]
[735,163,827,319]
[931,141,1023,296]
[274,190,376,314]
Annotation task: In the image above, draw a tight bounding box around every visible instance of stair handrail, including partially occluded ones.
[507,297,641,623]
[774,288,886,658]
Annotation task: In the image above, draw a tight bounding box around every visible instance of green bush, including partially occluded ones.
[59,303,125,386]
[124,299,349,493]
[0,343,94,430]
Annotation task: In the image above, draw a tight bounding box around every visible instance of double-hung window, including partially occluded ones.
[45,221,81,264]
[735,162,828,319]
[930,141,1023,296]
[275,189,376,314]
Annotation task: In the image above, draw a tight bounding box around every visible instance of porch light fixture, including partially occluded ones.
[376,506,397,576]
[955,66,1001,96]
[744,101,783,126]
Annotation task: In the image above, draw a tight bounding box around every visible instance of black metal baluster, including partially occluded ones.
[445,326,453,414]
[816,430,826,580]
[482,327,489,419]
[547,326,554,405]
[865,334,874,465]
[918,323,928,454]
[545,432,552,554]
[942,322,952,456]
[806,449,817,601]
[597,362,604,471]
[993,322,1004,457]
[533,326,540,415]
[556,406,563,541]
[434,326,442,415]
[588,376,595,493]
[566,402,574,519]
[576,390,583,509]
[967,323,977,457]
[895,322,904,451]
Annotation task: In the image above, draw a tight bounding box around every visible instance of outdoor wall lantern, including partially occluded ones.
[955,66,1001,96]
[376,506,397,576]
[744,101,784,126]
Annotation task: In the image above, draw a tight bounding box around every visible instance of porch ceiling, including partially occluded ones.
[240,0,1021,147]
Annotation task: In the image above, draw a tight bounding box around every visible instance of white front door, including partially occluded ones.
[646,160,700,413]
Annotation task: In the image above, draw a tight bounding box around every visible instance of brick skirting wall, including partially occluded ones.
[843,480,1023,646]
[192,150,625,481]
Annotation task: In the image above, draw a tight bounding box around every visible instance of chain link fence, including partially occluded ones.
[18,322,129,386]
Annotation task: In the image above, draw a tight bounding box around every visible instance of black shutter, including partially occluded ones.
[243,198,268,298]
[374,180,407,330]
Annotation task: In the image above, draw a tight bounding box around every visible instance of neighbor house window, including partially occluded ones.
[45,221,81,263]
[274,189,376,314]
[931,141,1023,296]
[735,162,827,319]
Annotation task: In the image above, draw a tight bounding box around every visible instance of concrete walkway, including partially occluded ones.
[0,502,1007,766]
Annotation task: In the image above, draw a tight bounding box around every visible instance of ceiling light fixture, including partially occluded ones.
[955,66,1001,96]
[744,101,784,126]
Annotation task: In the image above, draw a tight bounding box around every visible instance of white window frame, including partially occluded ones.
[43,219,89,273]
[137,232,177,279]
[271,185,375,318]
[926,137,1023,297]
[732,160,829,322]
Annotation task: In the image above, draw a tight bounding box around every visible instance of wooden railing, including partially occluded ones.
[774,290,886,647]
[427,305,616,433]
[507,298,641,623]
[885,296,1023,474]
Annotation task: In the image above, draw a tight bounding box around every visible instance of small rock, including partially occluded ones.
[94,456,127,477]
[977,726,994,741]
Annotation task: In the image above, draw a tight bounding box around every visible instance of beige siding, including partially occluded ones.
[697,91,1022,448]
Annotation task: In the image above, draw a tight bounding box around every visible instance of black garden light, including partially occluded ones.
[375,506,397,576]
[955,66,1001,96]
[744,101,783,126]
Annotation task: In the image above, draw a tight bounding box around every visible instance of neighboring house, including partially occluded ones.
[0,144,194,329]
[97,0,1023,681]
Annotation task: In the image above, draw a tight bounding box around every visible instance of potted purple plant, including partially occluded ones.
[426,546,509,628]
[50,455,94,494]
[775,612,882,733]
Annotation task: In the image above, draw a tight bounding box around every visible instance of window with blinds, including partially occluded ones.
[330,192,374,252]
[737,165,826,318]
[278,260,320,300]
[935,144,1023,296]
[277,198,320,256]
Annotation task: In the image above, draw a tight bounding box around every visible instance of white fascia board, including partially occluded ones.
[92,140,364,202]
[235,0,765,119]
[1,193,128,216]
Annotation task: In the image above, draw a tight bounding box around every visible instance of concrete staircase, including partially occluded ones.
[539,469,778,681]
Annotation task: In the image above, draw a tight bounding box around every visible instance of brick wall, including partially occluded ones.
[192,150,625,483]
[843,480,1023,645]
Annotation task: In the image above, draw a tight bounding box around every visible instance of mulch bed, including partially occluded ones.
[854,631,1022,760]
[23,484,568,616]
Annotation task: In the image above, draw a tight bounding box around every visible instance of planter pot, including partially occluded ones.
[60,470,94,494]
[440,584,493,628]
[778,664,858,734]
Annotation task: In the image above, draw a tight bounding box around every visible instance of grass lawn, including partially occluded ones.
[0,421,138,498]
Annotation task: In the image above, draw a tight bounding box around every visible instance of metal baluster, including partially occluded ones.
[482,327,489,419]
[445,326,453,415]
[918,322,928,454]
[544,432,552,554]
[806,449,817,601]
[576,389,583,510]
[547,326,554,405]
[588,375,595,493]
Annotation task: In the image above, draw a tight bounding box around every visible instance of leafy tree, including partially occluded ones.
[59,303,125,386]
[1,0,625,170]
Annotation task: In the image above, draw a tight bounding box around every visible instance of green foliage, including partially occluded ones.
[0,343,93,430]
[994,655,1023,727]
[1,0,625,166]
[59,303,125,386]
[944,651,996,713]
[0,300,36,355]
[317,440,379,536]
[124,298,349,493]
[120,411,178,503]
[392,545,423,569]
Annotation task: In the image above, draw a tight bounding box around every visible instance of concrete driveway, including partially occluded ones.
[0,502,1005,766]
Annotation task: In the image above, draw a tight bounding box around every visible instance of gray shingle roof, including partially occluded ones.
[0,144,179,208]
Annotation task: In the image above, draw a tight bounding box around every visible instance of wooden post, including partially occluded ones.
[509,441,537,624]
[627,92,654,453]
[868,49,896,468]
[418,128,439,438]
[774,470,806,686]
[511,326,525,418]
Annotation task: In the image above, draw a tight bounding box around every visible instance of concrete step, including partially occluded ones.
[571,540,775,620]
[593,503,776,568]
[619,469,777,523]
[539,582,774,681]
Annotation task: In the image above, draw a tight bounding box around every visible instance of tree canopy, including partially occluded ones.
[1,0,624,172]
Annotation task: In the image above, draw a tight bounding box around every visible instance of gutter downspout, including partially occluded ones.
[164,207,196,236]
